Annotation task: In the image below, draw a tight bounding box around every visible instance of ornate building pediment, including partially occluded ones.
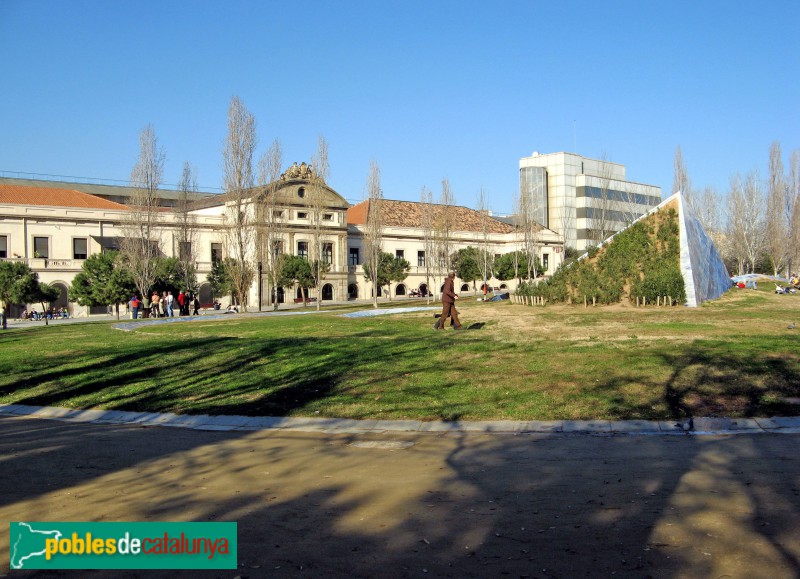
[280,161,314,181]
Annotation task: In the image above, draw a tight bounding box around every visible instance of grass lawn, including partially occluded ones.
[1,286,799,421]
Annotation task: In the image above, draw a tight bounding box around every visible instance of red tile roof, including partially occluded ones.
[347,199,516,234]
[0,184,130,210]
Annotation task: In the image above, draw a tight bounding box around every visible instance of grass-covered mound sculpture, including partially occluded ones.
[520,203,686,306]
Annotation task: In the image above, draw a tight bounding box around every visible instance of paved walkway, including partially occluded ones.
[2,403,799,436]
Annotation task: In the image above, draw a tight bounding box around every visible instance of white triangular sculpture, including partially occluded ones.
[673,192,731,307]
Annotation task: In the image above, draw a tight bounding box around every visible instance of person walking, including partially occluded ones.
[166,291,174,317]
[434,271,462,330]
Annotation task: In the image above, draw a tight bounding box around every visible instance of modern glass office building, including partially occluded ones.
[519,152,662,251]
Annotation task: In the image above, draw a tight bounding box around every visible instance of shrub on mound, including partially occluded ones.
[519,206,685,305]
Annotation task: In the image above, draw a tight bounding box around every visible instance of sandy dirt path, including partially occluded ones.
[1,416,799,578]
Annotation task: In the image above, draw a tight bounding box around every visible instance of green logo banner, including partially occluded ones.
[9,522,237,570]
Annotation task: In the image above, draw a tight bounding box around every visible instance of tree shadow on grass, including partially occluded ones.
[3,331,442,419]
[590,345,800,420]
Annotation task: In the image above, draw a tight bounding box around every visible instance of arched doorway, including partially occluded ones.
[395,284,406,297]
[322,283,333,301]
[52,282,69,310]
[460,283,469,292]
[274,287,285,304]
[347,283,358,300]
[198,282,213,306]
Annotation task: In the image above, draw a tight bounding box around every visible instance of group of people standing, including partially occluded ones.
[129,290,200,319]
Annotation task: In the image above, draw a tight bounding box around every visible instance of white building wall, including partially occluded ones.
[520,151,661,251]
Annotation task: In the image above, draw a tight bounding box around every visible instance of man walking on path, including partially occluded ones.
[434,271,462,330]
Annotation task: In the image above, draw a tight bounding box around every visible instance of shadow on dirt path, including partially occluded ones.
[1,417,799,577]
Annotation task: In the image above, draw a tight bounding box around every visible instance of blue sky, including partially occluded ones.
[1,1,798,214]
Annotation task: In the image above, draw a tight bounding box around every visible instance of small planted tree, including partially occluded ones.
[388,255,411,299]
[0,261,40,329]
[279,255,314,306]
[452,247,482,291]
[30,282,61,326]
[494,251,530,284]
[363,252,395,300]
[69,251,135,319]
[207,258,236,305]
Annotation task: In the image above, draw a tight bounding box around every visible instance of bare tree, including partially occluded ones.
[363,160,383,308]
[692,185,724,247]
[788,150,800,276]
[518,172,541,279]
[476,188,494,295]
[557,188,576,252]
[615,182,642,227]
[120,124,164,300]
[420,186,435,304]
[434,178,455,288]
[589,153,615,246]
[765,141,788,276]
[673,145,692,199]
[256,139,284,310]
[727,172,766,274]
[309,135,330,311]
[222,96,257,311]
[174,161,199,292]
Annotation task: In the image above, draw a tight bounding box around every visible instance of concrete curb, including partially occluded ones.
[2,404,799,436]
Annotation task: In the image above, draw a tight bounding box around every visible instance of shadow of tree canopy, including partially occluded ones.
[586,344,800,421]
[2,418,799,578]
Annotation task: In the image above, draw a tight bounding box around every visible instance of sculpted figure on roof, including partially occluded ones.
[280,162,314,181]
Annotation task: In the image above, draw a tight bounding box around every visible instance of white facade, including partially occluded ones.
[519,152,662,251]
[1,173,567,316]
[346,200,564,300]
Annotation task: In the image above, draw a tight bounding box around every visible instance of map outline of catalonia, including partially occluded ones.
[10,522,63,569]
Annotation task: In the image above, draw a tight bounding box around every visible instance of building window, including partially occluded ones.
[417,251,425,267]
[322,242,333,265]
[297,187,305,198]
[396,249,404,259]
[323,213,333,221]
[272,240,283,260]
[0,235,7,258]
[33,237,49,258]
[297,241,308,259]
[543,253,549,271]
[297,211,308,219]
[273,210,284,219]
[349,247,359,266]
[179,241,192,261]
[211,243,222,263]
[73,238,88,260]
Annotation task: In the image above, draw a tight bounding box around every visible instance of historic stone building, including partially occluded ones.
[346,199,563,299]
[0,163,565,316]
